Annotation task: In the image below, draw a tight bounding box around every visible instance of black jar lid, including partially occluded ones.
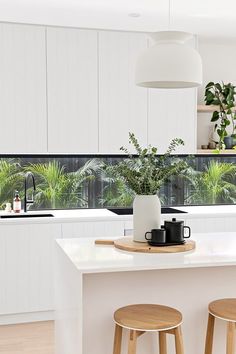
[165,218,183,224]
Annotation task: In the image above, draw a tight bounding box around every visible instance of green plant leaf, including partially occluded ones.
[206,91,215,101]
[215,83,222,92]
[102,133,187,195]
[205,82,214,89]
[211,111,219,122]
[204,81,236,150]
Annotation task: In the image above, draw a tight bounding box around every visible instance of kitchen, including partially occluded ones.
[1,1,236,354]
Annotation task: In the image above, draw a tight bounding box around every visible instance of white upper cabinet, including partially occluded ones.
[0,24,197,154]
[0,24,47,153]
[147,36,197,154]
[148,88,197,154]
[98,31,148,153]
[47,28,98,153]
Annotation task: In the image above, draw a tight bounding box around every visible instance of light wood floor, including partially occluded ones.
[0,321,54,354]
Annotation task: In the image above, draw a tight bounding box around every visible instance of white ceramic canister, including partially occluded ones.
[133,194,161,242]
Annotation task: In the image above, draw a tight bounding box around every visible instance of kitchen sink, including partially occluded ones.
[108,207,187,215]
[0,213,54,218]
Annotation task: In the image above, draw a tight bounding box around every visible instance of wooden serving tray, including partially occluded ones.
[95,236,195,253]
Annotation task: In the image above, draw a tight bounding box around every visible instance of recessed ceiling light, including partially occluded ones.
[128,13,141,18]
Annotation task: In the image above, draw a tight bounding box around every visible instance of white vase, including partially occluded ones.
[133,194,161,243]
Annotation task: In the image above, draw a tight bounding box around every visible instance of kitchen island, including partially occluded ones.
[55,233,236,354]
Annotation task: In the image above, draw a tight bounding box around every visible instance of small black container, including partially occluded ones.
[164,218,191,243]
[145,228,166,244]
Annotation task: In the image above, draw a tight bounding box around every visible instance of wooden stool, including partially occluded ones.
[113,304,184,354]
[205,298,236,354]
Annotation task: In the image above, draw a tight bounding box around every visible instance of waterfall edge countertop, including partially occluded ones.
[55,232,236,274]
[55,232,236,354]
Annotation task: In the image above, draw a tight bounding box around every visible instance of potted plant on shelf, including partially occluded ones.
[104,133,187,242]
[205,81,236,150]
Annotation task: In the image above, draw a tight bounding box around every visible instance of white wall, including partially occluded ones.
[197,38,236,148]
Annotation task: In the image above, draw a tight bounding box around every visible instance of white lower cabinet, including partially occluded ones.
[187,217,236,233]
[1,215,236,322]
[61,220,124,238]
[0,223,61,315]
[0,219,125,320]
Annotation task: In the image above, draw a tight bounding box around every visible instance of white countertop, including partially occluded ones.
[118,205,236,221]
[0,208,118,224]
[177,205,236,217]
[1,205,236,224]
[56,232,236,274]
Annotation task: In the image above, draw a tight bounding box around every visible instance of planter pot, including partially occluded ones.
[133,194,161,243]
[223,136,236,149]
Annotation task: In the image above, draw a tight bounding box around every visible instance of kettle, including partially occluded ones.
[164,218,191,243]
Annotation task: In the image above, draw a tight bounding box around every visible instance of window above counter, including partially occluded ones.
[1,154,236,212]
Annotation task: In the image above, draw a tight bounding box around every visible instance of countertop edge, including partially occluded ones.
[1,206,236,224]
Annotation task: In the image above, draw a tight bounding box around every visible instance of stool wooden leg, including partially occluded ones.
[226,322,235,354]
[204,313,215,354]
[128,330,137,354]
[113,324,123,354]
[174,326,184,354]
[159,331,167,354]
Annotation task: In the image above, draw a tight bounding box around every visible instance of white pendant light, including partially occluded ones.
[135,1,202,89]
[135,31,202,89]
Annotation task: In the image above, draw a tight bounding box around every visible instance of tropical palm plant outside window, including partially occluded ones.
[185,161,236,204]
[0,155,236,210]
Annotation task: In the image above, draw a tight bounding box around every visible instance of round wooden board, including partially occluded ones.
[114,237,195,253]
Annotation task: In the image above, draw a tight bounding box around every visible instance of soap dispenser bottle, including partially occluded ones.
[13,191,21,213]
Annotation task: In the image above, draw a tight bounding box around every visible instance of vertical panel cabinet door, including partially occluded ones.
[99,31,148,153]
[0,223,61,315]
[47,28,98,153]
[187,217,236,234]
[0,24,47,153]
[148,88,197,154]
[148,36,197,154]
[61,221,124,238]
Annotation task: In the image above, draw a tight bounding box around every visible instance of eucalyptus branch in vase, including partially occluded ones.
[103,133,188,242]
[104,133,188,196]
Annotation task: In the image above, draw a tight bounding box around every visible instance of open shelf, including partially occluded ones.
[197,149,236,154]
[197,105,236,113]
[197,105,218,112]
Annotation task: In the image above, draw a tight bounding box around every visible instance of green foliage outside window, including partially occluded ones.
[185,160,236,204]
[1,153,236,210]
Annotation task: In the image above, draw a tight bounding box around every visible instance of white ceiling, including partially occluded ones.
[0,0,236,39]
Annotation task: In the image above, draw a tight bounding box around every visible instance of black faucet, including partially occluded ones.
[24,172,36,213]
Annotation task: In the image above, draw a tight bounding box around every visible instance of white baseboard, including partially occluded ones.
[0,310,54,325]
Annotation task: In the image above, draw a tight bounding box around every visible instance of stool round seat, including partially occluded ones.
[209,298,236,322]
[205,298,236,354]
[114,304,182,331]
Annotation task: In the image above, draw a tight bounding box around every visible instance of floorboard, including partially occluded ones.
[0,321,54,354]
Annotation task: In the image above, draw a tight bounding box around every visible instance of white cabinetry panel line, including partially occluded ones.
[0,23,47,153]
[45,26,49,153]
